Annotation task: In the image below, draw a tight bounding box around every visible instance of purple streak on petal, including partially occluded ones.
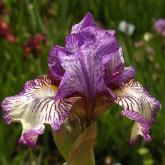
[150,97,161,122]
[121,110,152,143]
[121,110,149,125]
[121,67,135,82]
[57,44,105,101]
[65,31,96,53]
[104,48,135,88]
[118,66,135,87]
[96,33,119,56]
[56,54,84,98]
[65,33,84,52]
[18,125,44,148]
[2,105,13,124]
[48,45,65,80]
[104,48,124,87]
[79,30,96,42]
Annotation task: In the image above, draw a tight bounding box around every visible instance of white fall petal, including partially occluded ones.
[114,80,160,143]
[1,76,79,147]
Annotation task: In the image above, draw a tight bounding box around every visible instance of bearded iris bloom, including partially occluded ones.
[1,13,160,164]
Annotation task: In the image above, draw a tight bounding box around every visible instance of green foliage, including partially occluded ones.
[0,0,165,164]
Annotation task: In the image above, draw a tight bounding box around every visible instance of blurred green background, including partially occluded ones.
[0,0,165,164]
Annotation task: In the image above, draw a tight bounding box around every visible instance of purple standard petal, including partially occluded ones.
[1,76,79,147]
[114,80,160,143]
[49,13,131,105]
[57,44,105,100]
[59,13,120,94]
[48,13,135,115]
[71,12,118,55]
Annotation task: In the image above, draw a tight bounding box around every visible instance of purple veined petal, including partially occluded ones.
[104,48,135,88]
[68,12,121,92]
[65,31,96,53]
[1,76,79,147]
[114,79,160,143]
[71,12,115,41]
[104,48,124,86]
[48,45,66,80]
[121,110,152,144]
[117,66,135,88]
[71,12,96,33]
[65,33,84,52]
[74,25,119,57]
[57,54,84,97]
[103,47,124,72]
[57,44,105,100]
[96,32,119,57]
[120,67,135,83]
[67,25,117,54]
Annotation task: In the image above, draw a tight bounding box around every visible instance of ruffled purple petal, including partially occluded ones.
[1,76,79,147]
[114,80,160,143]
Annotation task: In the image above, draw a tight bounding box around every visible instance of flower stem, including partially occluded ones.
[52,121,96,165]
[68,122,96,165]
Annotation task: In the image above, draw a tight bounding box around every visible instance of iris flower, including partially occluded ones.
[1,13,160,163]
